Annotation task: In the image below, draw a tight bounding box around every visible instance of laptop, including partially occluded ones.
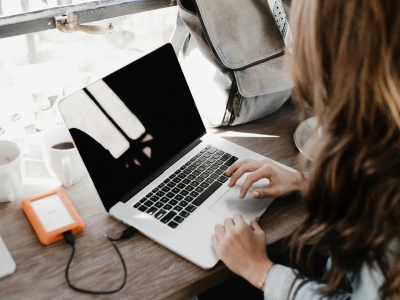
[58,43,294,269]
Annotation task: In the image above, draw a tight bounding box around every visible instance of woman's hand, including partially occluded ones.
[212,215,273,289]
[226,159,304,199]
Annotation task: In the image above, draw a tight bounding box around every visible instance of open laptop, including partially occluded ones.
[58,43,294,269]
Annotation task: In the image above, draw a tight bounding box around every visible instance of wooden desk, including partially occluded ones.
[0,100,306,300]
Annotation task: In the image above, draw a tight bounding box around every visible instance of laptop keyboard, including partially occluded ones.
[132,145,238,229]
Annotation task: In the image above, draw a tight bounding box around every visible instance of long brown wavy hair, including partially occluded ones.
[287,0,400,298]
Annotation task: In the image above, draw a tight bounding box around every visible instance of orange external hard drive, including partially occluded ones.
[21,189,85,245]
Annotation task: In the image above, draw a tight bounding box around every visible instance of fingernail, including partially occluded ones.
[254,192,259,198]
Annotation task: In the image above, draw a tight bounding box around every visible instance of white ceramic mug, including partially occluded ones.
[42,126,85,187]
[0,140,23,202]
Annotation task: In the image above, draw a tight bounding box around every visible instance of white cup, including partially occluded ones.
[42,126,85,187]
[0,140,23,202]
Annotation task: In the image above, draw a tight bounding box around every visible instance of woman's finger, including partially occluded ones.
[228,160,264,188]
[250,216,263,232]
[214,223,225,239]
[211,234,219,250]
[224,218,235,231]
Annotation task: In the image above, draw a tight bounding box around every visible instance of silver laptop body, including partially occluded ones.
[58,44,294,269]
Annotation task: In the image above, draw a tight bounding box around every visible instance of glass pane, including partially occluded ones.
[1,0,104,17]
[0,6,178,142]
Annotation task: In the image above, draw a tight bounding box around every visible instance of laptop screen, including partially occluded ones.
[59,44,206,211]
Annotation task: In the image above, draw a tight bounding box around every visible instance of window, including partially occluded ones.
[0,0,182,141]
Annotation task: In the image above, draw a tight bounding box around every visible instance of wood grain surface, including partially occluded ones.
[0,100,306,300]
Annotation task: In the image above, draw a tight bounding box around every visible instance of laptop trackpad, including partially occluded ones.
[208,186,274,222]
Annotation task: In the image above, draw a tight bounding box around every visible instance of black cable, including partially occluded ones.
[62,226,137,295]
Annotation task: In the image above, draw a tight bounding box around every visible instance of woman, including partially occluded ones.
[212,0,400,299]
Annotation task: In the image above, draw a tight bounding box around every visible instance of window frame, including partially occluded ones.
[0,0,175,39]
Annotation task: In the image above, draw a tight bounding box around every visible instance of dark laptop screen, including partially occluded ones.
[59,44,206,211]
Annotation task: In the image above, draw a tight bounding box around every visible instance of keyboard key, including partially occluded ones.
[160,197,169,203]
[182,179,191,185]
[163,178,171,184]
[177,183,186,189]
[192,182,222,207]
[167,182,176,188]
[218,165,229,171]
[173,216,185,223]
[220,153,231,161]
[185,196,194,202]
[166,192,175,198]
[172,187,181,194]
[190,191,199,197]
[202,153,211,158]
[174,205,183,212]
[175,195,184,201]
[150,195,160,202]
[205,178,214,184]
[194,177,204,183]
[224,156,238,166]
[179,200,189,207]
[186,205,197,213]
[163,204,173,210]
[133,202,141,208]
[161,187,171,193]
[212,154,221,159]
[154,202,164,208]
[172,178,181,183]
[180,190,189,196]
[161,211,177,224]
[146,193,153,198]
[214,169,224,175]
[167,221,179,228]
[205,145,211,149]
[155,209,167,220]
[169,199,178,206]
[180,211,190,218]
[200,182,209,188]
[197,157,206,162]
[216,150,225,155]
[215,160,224,165]
[144,200,154,207]
[158,183,165,188]
[217,175,229,183]
[139,198,147,203]
[192,170,201,176]
[178,173,186,179]
[207,158,216,163]
[195,187,204,193]
[197,166,206,172]
[207,147,217,153]
[187,174,196,180]
[209,164,218,169]
[202,162,211,167]
[190,181,200,187]
[204,169,213,175]
[138,205,148,212]
[183,169,191,175]
[185,185,194,191]
[146,207,158,216]
[210,174,219,180]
